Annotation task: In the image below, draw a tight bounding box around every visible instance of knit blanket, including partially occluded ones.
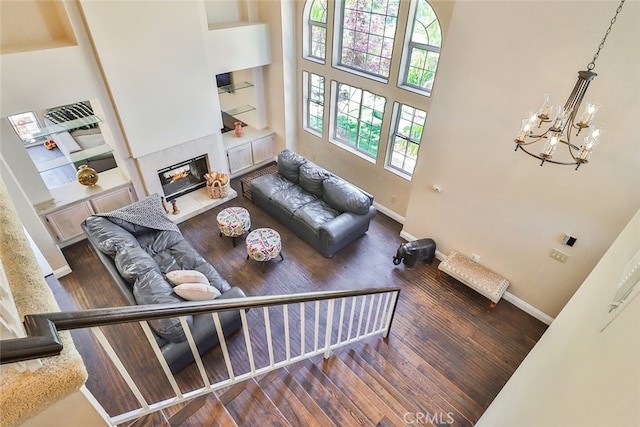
[96,193,179,233]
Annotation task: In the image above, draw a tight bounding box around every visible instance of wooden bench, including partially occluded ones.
[436,251,509,312]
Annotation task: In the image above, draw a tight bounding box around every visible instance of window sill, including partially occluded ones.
[397,83,432,98]
[332,64,388,85]
[384,164,413,181]
[303,127,323,139]
[328,139,377,164]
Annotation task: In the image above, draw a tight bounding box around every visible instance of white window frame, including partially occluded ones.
[385,102,427,179]
[398,0,442,96]
[303,0,328,64]
[302,71,325,137]
[329,80,386,163]
[332,0,400,83]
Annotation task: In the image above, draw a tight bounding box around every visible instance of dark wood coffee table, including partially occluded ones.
[240,164,277,201]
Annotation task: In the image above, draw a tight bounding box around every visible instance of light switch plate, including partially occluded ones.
[550,248,569,263]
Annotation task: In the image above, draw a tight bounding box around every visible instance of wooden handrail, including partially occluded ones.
[0,287,400,364]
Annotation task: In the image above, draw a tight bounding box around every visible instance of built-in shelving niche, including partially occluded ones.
[0,0,77,54]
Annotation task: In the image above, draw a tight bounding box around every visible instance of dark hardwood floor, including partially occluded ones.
[50,171,548,426]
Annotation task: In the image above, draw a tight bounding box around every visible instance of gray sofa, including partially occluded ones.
[81,195,246,373]
[251,150,376,257]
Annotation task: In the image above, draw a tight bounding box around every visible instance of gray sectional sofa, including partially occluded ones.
[251,150,376,257]
[81,195,246,373]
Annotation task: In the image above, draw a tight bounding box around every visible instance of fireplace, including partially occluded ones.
[158,155,209,201]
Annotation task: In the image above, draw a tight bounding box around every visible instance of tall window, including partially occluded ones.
[305,0,328,62]
[333,82,386,158]
[303,71,325,135]
[337,0,400,80]
[386,103,426,176]
[400,0,442,95]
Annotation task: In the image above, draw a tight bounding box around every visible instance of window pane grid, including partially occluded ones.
[335,83,385,158]
[400,0,442,96]
[311,25,327,59]
[339,0,400,79]
[306,73,325,135]
[406,46,439,92]
[309,0,328,61]
[387,103,426,176]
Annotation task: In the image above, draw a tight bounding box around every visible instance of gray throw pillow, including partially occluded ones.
[133,269,193,343]
[277,149,307,183]
[114,245,157,284]
[322,177,371,215]
[299,161,330,197]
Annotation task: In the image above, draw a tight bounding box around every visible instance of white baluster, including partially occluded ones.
[373,292,384,332]
[324,299,335,359]
[283,304,291,362]
[92,326,149,410]
[139,321,183,398]
[364,293,375,335]
[300,302,306,357]
[212,312,235,381]
[336,298,346,345]
[264,307,275,367]
[314,300,320,352]
[383,291,400,338]
[240,308,256,373]
[347,296,357,341]
[179,317,210,387]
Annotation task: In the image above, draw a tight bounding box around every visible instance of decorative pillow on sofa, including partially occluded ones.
[174,283,221,301]
[322,177,371,215]
[166,270,209,286]
[299,161,330,197]
[277,149,307,183]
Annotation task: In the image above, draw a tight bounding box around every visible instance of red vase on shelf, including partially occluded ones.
[234,121,244,138]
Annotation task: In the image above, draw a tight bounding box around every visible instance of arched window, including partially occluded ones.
[399,0,442,96]
[303,0,328,63]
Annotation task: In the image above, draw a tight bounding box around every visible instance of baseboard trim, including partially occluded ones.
[373,202,404,224]
[502,292,554,325]
[396,230,554,325]
[53,265,72,278]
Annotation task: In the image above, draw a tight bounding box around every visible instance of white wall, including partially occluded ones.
[79,0,220,159]
[402,1,640,317]
[477,206,640,427]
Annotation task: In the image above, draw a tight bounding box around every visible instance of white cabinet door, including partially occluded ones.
[227,144,253,174]
[44,202,95,242]
[251,134,274,165]
[91,185,136,213]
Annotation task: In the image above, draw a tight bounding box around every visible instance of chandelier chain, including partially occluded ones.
[588,0,625,70]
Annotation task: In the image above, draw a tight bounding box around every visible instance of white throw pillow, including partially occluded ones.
[166,270,208,286]
[173,283,221,301]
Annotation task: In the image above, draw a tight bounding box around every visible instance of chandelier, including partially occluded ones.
[513,0,626,170]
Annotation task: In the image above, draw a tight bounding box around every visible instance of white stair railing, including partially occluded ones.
[1,287,400,426]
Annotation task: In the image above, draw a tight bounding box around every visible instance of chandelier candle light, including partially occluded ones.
[513,0,625,170]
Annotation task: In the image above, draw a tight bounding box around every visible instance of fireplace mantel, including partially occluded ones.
[165,186,237,224]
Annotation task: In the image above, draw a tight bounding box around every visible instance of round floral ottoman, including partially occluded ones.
[246,228,284,271]
[217,206,251,247]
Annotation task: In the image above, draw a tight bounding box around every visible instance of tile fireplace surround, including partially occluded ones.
[135,134,236,223]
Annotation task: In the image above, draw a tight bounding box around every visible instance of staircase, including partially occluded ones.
[141,339,476,427]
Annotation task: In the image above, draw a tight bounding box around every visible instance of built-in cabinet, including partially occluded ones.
[36,169,137,246]
[224,129,275,177]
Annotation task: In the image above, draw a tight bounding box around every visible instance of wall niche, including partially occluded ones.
[0,0,77,54]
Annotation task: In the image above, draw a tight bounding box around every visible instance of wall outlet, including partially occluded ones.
[550,248,569,263]
[471,253,480,263]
